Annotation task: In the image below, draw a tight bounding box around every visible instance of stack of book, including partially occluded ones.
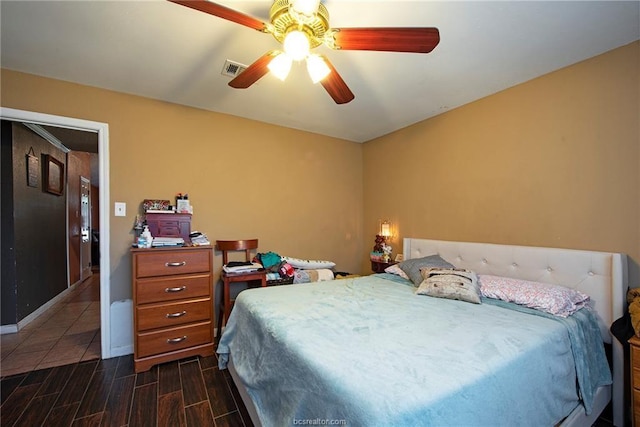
[223,261,263,274]
[151,237,185,247]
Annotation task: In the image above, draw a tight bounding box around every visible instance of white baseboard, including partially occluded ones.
[1,284,76,335]
[109,345,134,358]
[0,324,18,334]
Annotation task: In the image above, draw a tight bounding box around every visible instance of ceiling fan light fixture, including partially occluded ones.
[306,54,330,83]
[289,0,320,17]
[283,30,310,61]
[267,52,293,81]
[168,0,439,105]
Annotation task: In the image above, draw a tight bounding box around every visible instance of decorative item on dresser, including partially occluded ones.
[630,335,640,426]
[145,212,192,240]
[131,245,214,373]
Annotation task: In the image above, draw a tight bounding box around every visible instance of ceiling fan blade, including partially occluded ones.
[331,27,440,53]
[168,0,267,31]
[318,56,355,105]
[229,51,278,89]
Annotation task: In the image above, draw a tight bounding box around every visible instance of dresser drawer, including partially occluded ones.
[158,226,180,236]
[136,298,211,331]
[634,345,640,370]
[158,220,178,227]
[136,321,212,358]
[136,274,211,304]
[135,249,211,278]
[158,220,180,236]
[635,389,640,426]
[635,367,640,390]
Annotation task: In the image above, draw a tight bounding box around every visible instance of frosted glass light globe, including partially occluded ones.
[284,31,310,61]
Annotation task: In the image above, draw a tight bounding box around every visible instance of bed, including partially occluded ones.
[217,238,628,426]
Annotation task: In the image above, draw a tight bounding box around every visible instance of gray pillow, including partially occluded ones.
[399,254,455,286]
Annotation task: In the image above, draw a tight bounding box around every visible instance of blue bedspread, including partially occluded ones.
[218,274,611,427]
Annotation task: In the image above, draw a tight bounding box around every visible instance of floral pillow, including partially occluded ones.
[478,274,590,317]
[384,264,409,280]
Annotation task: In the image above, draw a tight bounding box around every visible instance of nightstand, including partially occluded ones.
[630,335,640,426]
[371,260,397,273]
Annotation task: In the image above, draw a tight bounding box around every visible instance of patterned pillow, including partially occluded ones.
[416,268,481,304]
[384,264,409,280]
[399,255,455,286]
[478,274,590,317]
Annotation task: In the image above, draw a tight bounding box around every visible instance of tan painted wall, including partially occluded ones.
[2,40,638,301]
[363,41,640,283]
[1,69,364,301]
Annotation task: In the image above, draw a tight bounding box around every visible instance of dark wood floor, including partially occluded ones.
[1,351,617,427]
[0,353,253,427]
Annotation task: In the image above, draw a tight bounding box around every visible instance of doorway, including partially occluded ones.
[80,176,92,282]
[0,107,112,359]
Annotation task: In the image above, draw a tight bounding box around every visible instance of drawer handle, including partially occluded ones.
[165,286,187,293]
[166,311,187,318]
[165,261,187,267]
[167,336,187,344]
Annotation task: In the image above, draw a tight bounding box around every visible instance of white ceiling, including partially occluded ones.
[1,1,638,143]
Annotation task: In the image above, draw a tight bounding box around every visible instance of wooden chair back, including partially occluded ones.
[216,239,259,265]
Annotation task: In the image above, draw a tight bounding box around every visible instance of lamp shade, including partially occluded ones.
[380,221,391,238]
[306,54,330,83]
[283,30,310,61]
[268,53,293,80]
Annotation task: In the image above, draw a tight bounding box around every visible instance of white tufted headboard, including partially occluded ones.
[403,238,629,426]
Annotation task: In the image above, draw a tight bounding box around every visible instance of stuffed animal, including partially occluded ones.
[373,235,385,253]
[628,288,640,336]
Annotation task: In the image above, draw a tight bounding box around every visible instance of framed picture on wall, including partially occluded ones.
[26,148,39,188]
[44,154,64,196]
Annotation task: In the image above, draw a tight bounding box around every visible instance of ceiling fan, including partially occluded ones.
[168,0,440,104]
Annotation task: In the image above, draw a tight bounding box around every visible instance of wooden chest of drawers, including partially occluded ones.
[630,335,640,426]
[132,246,214,372]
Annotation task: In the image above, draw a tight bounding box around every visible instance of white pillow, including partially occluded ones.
[282,256,336,270]
[384,264,409,280]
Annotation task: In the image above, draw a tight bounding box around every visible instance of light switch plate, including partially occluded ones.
[114,202,126,217]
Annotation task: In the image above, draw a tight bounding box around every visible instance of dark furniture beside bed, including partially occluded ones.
[630,335,640,425]
[216,239,266,335]
[371,259,397,273]
[132,246,214,373]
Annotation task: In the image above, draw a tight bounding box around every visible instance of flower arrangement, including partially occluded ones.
[382,243,392,262]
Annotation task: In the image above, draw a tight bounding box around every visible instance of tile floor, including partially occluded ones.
[0,273,101,377]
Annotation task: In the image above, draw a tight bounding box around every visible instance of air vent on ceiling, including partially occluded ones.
[221,60,247,78]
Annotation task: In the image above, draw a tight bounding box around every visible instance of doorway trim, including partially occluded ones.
[1,107,112,359]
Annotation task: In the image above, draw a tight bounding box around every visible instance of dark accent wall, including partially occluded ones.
[1,120,68,325]
[1,121,17,325]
